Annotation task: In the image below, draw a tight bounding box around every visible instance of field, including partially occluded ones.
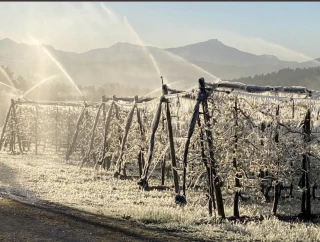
[1,153,320,242]
[2,80,320,241]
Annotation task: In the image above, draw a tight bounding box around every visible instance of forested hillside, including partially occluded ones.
[227,66,320,90]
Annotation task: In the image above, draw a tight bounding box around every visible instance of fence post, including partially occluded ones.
[162,84,180,194]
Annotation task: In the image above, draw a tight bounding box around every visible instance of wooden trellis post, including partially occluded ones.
[80,96,105,168]
[136,96,146,177]
[66,104,87,161]
[197,102,216,214]
[114,98,137,176]
[8,99,23,154]
[55,105,59,153]
[162,84,180,194]
[139,96,163,189]
[233,97,241,218]
[35,104,39,155]
[66,106,71,151]
[113,95,122,145]
[99,101,114,169]
[272,104,280,215]
[199,78,225,218]
[301,109,312,218]
[0,101,13,151]
[182,80,219,214]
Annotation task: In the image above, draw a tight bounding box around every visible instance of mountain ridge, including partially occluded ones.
[0,37,319,89]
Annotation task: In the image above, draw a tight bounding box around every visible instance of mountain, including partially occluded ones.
[0,38,319,90]
[165,39,293,66]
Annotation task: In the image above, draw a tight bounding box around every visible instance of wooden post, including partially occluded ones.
[233,98,240,218]
[0,102,13,151]
[80,97,104,168]
[114,99,137,176]
[138,150,144,178]
[197,109,215,214]
[99,101,114,169]
[113,95,122,145]
[181,89,206,208]
[136,96,145,138]
[139,99,162,189]
[199,78,225,219]
[163,84,180,194]
[301,109,311,217]
[312,183,317,200]
[102,95,106,123]
[66,104,86,160]
[136,96,146,178]
[161,154,166,186]
[272,181,281,215]
[66,106,71,151]
[55,105,58,153]
[35,105,39,155]
[9,99,22,154]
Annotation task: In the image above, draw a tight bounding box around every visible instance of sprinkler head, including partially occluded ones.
[160,76,164,85]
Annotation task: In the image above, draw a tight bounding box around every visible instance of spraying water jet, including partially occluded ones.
[0,66,19,95]
[0,81,19,92]
[27,35,86,103]
[22,74,59,98]
[123,16,163,79]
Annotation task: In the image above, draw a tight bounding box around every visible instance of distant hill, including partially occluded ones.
[0,38,320,90]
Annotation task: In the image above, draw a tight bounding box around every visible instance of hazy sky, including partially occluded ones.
[1,2,320,62]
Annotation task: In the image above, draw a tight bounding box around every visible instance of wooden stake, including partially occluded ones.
[199,78,225,219]
[163,84,180,194]
[66,104,86,160]
[139,99,162,188]
[0,102,13,151]
[115,101,137,175]
[35,105,39,155]
[98,101,114,169]
[80,97,104,168]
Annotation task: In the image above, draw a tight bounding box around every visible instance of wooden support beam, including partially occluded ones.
[163,84,180,194]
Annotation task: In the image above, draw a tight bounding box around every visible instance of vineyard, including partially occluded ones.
[2,77,320,224]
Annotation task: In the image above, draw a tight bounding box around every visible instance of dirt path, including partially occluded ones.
[0,159,209,242]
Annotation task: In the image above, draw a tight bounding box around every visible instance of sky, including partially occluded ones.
[0,2,320,62]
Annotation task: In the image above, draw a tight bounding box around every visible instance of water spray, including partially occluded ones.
[123,16,163,79]
[0,66,19,95]
[27,35,86,103]
[0,81,18,92]
[22,74,59,98]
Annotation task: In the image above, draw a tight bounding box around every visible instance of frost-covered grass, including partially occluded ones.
[1,153,320,241]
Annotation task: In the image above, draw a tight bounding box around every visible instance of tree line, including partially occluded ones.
[226,66,320,90]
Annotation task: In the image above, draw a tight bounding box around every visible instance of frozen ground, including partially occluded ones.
[1,153,320,241]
